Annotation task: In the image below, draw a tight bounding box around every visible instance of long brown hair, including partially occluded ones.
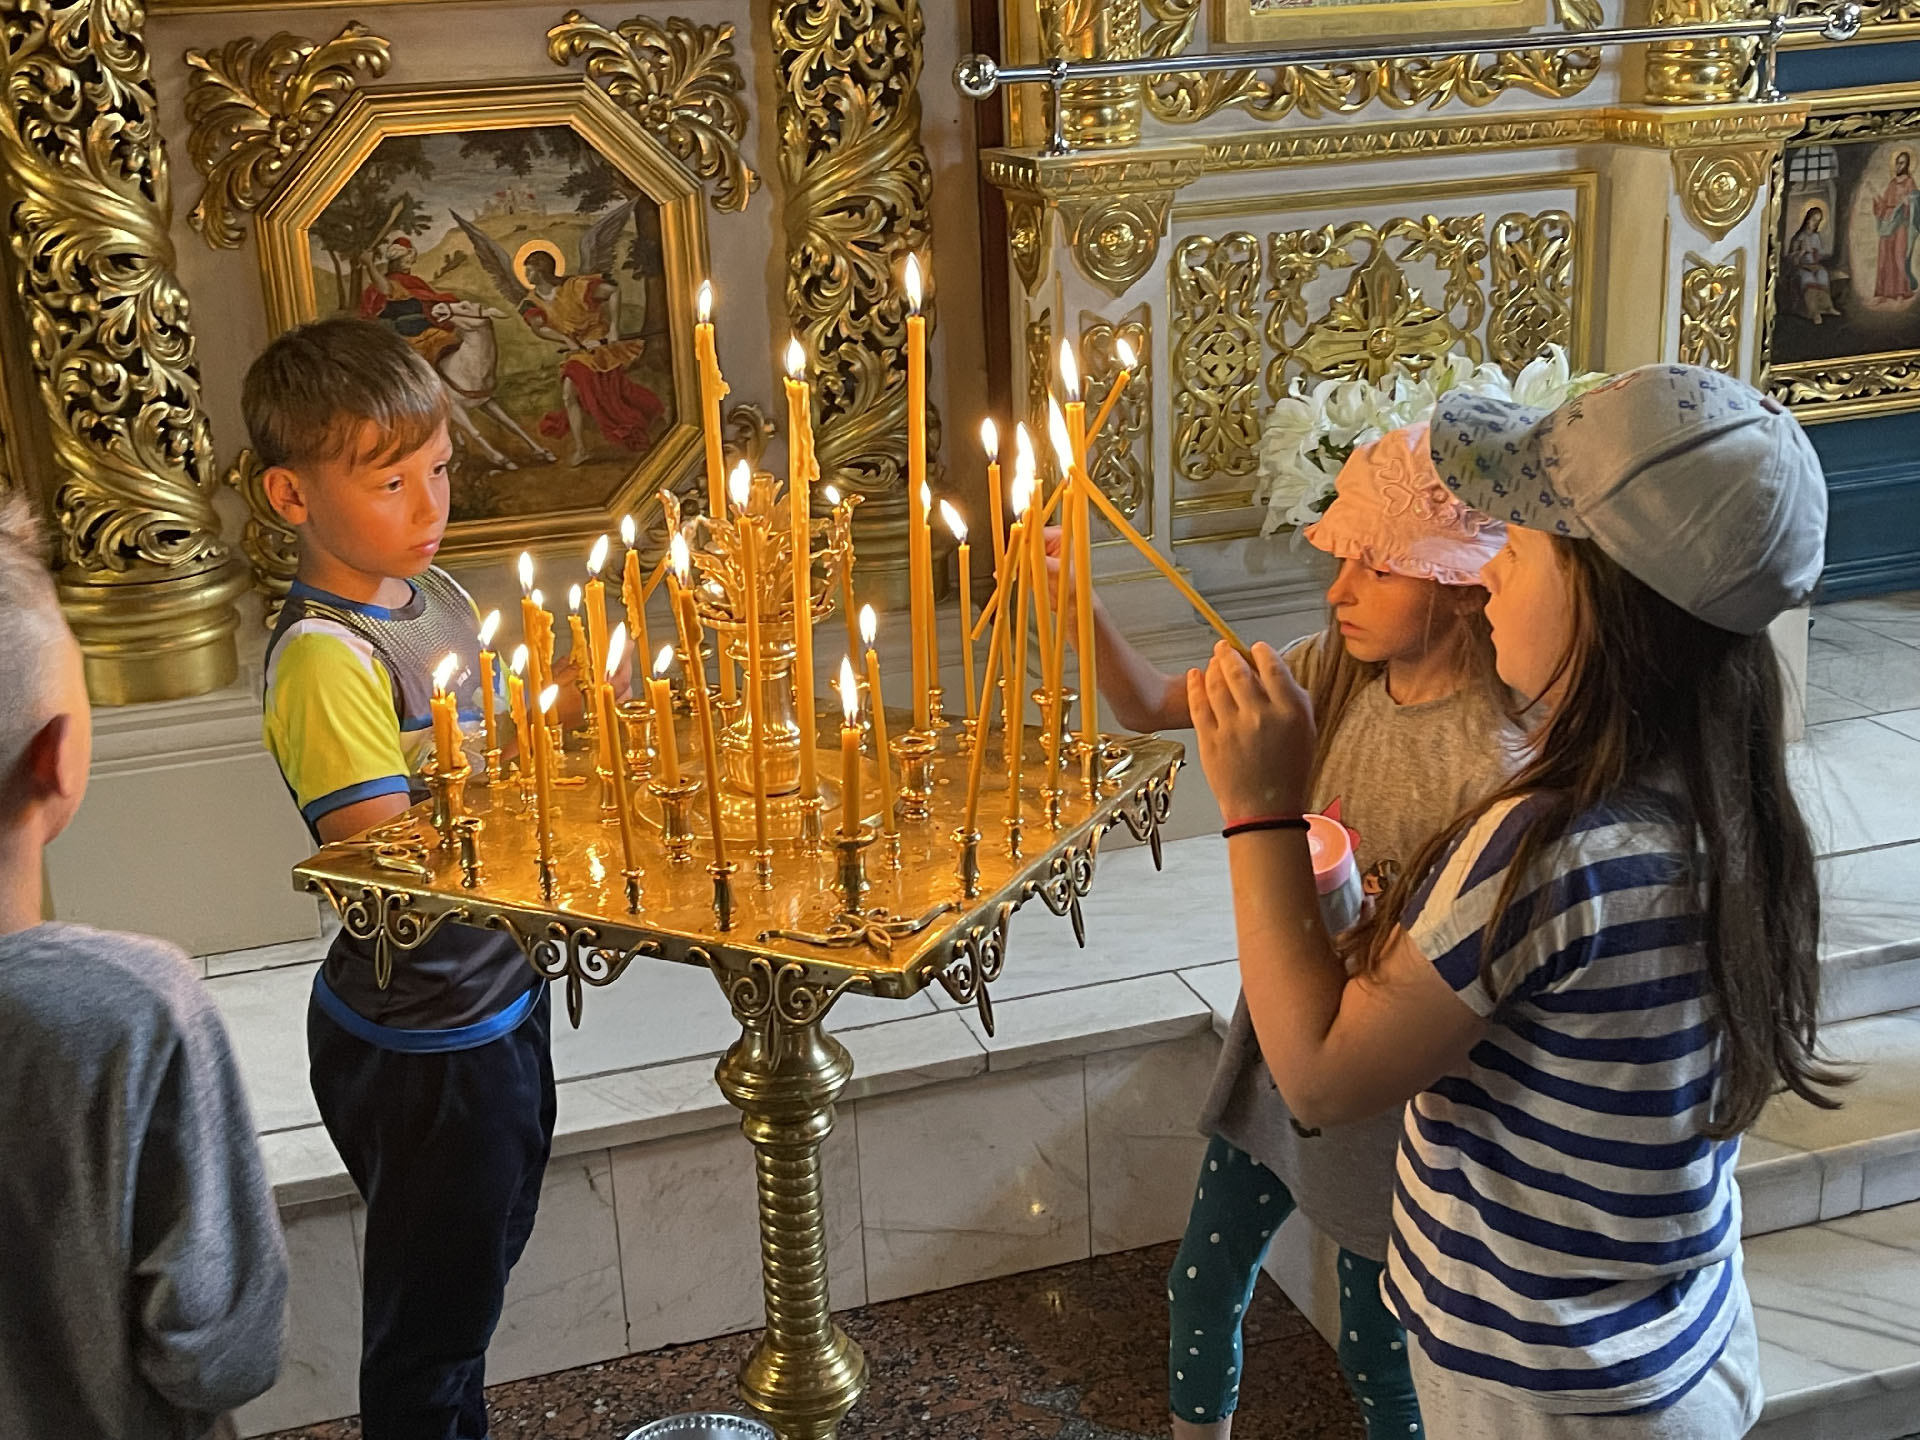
[1363,537,1844,1138]
[1304,576,1504,784]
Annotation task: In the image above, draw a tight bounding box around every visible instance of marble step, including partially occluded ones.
[1750,1197,1920,1440]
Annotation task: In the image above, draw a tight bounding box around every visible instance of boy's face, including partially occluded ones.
[266,421,453,588]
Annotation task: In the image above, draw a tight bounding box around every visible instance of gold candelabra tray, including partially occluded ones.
[294,724,1183,1034]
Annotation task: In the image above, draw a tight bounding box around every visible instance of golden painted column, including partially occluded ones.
[772,0,936,612]
[1043,0,1143,150]
[1644,0,1757,105]
[0,0,248,704]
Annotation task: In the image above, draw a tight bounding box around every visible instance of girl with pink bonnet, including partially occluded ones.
[1067,421,1522,1440]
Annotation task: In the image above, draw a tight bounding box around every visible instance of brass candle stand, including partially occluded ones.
[293,713,1181,1440]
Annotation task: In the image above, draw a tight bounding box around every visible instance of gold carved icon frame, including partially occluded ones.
[256,77,707,561]
[1213,0,1547,46]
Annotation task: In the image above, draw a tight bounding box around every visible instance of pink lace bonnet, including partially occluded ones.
[1302,422,1505,586]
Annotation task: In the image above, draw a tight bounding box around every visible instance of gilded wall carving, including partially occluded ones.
[1139,0,1602,125]
[1645,0,1756,106]
[1678,250,1743,373]
[1065,194,1173,297]
[1025,305,1054,452]
[184,23,391,250]
[1672,148,1769,242]
[1488,210,1576,372]
[771,0,936,564]
[548,11,758,213]
[985,149,1206,301]
[1170,233,1262,488]
[1080,307,1150,523]
[0,0,246,701]
[1008,195,1049,294]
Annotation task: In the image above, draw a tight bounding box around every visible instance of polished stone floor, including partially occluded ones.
[264,1241,1363,1440]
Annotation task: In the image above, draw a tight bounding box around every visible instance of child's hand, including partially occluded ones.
[1187,640,1315,821]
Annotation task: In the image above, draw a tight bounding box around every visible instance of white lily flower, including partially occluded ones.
[1512,347,1572,409]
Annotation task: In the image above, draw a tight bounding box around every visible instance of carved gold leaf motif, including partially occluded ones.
[549,10,757,213]
[1080,307,1150,523]
[1170,233,1262,487]
[1140,0,1601,126]
[1026,305,1054,449]
[1678,251,1743,373]
[1489,210,1576,372]
[1673,148,1769,242]
[1065,193,1172,296]
[184,22,390,250]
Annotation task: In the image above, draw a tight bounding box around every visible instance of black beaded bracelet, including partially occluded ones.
[1221,815,1310,840]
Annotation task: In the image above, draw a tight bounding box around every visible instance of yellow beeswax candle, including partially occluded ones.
[670,537,728,863]
[859,605,896,835]
[477,610,500,760]
[695,281,729,523]
[904,256,929,731]
[533,684,558,866]
[431,653,459,773]
[941,501,974,724]
[600,624,639,878]
[508,646,531,772]
[618,514,652,686]
[648,645,681,785]
[784,339,818,802]
[981,419,1004,575]
[838,656,862,836]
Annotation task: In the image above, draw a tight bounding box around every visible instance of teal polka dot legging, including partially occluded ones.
[1167,1135,1423,1438]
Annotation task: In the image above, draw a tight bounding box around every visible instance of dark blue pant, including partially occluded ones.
[309,986,556,1440]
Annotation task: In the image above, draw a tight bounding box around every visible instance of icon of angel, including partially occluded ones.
[453,200,665,468]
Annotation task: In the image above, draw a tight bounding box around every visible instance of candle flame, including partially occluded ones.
[433,652,458,693]
[1047,395,1074,478]
[538,683,559,716]
[478,609,500,648]
[859,602,877,648]
[568,583,582,613]
[1115,337,1137,370]
[605,623,627,680]
[903,253,923,312]
[653,643,676,679]
[511,644,528,675]
[839,655,860,722]
[1010,469,1033,518]
[620,512,636,548]
[784,336,806,378]
[979,416,998,461]
[1014,421,1035,473]
[1059,338,1081,401]
[919,482,931,516]
[669,532,691,582]
[697,280,712,323]
[729,459,751,512]
[588,533,609,577]
[822,484,841,506]
[530,588,544,609]
[517,551,533,594]
[939,498,966,542]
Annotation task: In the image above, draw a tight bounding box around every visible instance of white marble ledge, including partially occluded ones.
[1789,717,1920,857]
[1179,960,1240,1037]
[958,971,1211,1072]
[1750,1199,1920,1425]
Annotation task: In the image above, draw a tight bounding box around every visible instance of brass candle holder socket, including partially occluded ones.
[832,824,876,911]
[652,777,703,863]
[891,731,938,822]
[454,816,484,888]
[952,827,982,899]
[751,845,775,890]
[615,698,654,782]
[710,860,738,931]
[423,759,472,846]
[482,747,504,786]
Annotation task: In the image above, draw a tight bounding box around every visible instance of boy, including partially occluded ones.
[0,496,287,1438]
[246,317,565,1440]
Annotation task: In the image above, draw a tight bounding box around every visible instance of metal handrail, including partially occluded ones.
[955,3,1867,154]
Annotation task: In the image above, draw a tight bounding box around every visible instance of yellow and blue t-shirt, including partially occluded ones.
[263,570,537,1048]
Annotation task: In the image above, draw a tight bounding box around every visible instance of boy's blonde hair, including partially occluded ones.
[0,496,72,791]
[242,317,451,473]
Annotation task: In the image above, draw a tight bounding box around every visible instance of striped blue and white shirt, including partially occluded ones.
[1385,789,1750,1416]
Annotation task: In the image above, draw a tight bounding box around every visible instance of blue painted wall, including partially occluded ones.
[1776,41,1920,597]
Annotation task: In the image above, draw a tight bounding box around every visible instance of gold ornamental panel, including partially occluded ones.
[1025,304,1055,450]
[1488,210,1578,374]
[1679,250,1744,373]
[1170,232,1263,492]
[1080,306,1152,529]
[1672,147,1771,242]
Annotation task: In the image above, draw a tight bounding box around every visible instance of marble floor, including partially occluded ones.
[260,1242,1365,1440]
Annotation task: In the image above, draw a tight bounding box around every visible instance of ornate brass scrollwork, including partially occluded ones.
[1679,251,1744,374]
[1488,211,1576,372]
[490,916,663,1029]
[1673,148,1770,242]
[1081,307,1151,522]
[1170,233,1263,487]
[938,907,1011,1035]
[548,10,758,213]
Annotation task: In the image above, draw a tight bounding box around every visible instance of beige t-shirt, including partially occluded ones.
[1198,631,1523,1261]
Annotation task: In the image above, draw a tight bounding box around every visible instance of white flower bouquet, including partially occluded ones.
[1253,346,1609,536]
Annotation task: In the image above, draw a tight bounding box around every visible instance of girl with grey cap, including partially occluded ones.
[1183,364,1842,1438]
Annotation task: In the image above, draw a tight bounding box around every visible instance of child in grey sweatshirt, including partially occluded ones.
[0,495,287,1438]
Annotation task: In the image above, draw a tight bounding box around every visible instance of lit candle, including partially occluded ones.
[733,463,769,855]
[904,255,930,732]
[530,588,556,746]
[920,481,940,711]
[1005,480,1030,827]
[585,534,611,685]
[567,584,590,677]
[940,500,974,725]
[508,645,531,775]
[1088,337,1137,445]
[618,514,653,697]
[478,610,500,762]
[432,652,459,773]
[695,280,729,523]
[670,534,728,863]
[860,604,896,835]
[648,645,681,786]
[961,534,1016,836]
[518,553,543,687]
[838,655,863,836]
[785,339,819,804]
[824,484,859,656]
[982,419,1005,576]
[600,623,640,881]
[1052,387,1099,760]
[533,684,558,868]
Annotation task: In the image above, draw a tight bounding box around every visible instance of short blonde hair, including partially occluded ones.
[242,317,451,473]
[0,495,71,791]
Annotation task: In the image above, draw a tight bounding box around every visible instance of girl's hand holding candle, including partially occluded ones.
[838,656,863,835]
[648,645,681,785]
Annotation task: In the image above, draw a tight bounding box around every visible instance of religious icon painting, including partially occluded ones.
[256,79,707,559]
[1764,94,1920,423]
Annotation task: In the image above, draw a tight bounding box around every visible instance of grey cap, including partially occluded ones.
[1427,364,1828,635]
